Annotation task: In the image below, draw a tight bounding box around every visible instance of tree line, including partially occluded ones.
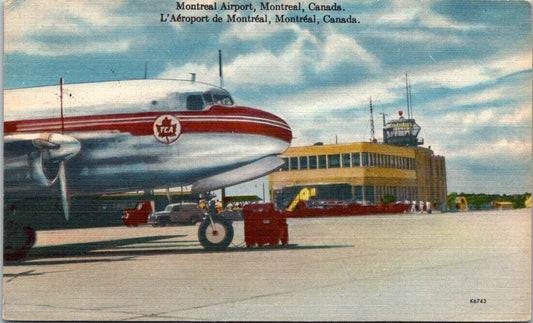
[446,192,531,210]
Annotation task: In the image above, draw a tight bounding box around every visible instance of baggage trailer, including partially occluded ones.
[243,203,288,247]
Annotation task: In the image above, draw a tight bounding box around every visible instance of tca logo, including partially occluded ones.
[153,115,181,145]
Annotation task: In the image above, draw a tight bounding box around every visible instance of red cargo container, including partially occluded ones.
[243,203,288,247]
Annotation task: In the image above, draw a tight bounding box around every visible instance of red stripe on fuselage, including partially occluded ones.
[4,106,293,143]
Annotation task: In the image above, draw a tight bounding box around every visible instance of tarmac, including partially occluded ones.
[2,208,531,321]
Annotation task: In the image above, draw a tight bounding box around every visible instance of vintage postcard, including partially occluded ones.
[2,0,531,321]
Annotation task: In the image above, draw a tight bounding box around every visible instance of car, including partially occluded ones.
[217,209,244,221]
[122,201,153,227]
[149,203,205,226]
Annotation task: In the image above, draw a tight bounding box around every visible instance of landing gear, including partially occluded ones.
[198,215,234,250]
[198,191,234,250]
[4,220,36,261]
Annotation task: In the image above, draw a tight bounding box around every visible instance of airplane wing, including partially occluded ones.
[4,133,81,220]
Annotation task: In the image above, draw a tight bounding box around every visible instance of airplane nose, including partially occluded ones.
[207,105,292,146]
[244,107,293,145]
[266,112,292,144]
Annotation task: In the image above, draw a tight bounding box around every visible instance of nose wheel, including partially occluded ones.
[198,216,234,250]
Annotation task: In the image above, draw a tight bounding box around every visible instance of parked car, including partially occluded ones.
[122,201,153,227]
[149,203,204,226]
[217,209,244,221]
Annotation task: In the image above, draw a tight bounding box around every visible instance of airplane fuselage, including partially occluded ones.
[4,79,292,197]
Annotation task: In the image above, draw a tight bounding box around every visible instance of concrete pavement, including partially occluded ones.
[2,208,531,321]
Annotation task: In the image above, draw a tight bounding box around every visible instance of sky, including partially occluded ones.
[3,0,532,196]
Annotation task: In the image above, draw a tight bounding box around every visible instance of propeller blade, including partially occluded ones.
[58,161,70,221]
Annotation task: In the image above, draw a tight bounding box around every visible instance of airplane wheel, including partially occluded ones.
[4,222,36,262]
[198,217,234,251]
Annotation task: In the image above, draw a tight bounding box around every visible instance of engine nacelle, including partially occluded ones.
[4,133,80,193]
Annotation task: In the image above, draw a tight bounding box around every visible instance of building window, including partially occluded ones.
[362,152,368,166]
[328,154,340,168]
[317,184,353,201]
[365,185,375,204]
[299,156,308,170]
[289,157,298,170]
[342,153,351,167]
[309,155,317,169]
[352,152,360,167]
[281,157,289,171]
[318,155,327,169]
[354,185,363,201]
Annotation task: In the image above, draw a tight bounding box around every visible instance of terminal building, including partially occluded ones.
[269,109,447,210]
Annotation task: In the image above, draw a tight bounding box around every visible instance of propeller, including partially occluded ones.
[33,133,80,221]
[58,161,70,221]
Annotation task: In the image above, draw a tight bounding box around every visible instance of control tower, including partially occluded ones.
[382,74,423,147]
[382,110,423,147]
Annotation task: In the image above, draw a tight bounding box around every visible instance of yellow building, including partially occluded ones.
[269,141,447,209]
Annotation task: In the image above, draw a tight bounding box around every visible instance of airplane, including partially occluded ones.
[3,78,292,261]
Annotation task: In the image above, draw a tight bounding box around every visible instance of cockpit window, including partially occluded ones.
[153,89,234,112]
[186,95,205,111]
[202,93,214,106]
[203,89,234,106]
[213,93,233,105]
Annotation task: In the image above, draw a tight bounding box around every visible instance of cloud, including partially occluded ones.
[441,105,531,127]
[498,105,533,125]
[265,71,428,120]
[8,39,133,57]
[446,137,531,161]
[221,21,292,41]
[314,33,381,72]
[158,63,220,84]
[410,51,531,89]
[423,101,531,168]
[227,49,306,86]
[5,0,139,56]
[157,46,307,87]
[374,2,484,31]
[371,30,463,46]
[162,24,381,88]
[425,87,517,118]
[222,25,318,86]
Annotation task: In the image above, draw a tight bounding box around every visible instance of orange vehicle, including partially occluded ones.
[122,201,154,227]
